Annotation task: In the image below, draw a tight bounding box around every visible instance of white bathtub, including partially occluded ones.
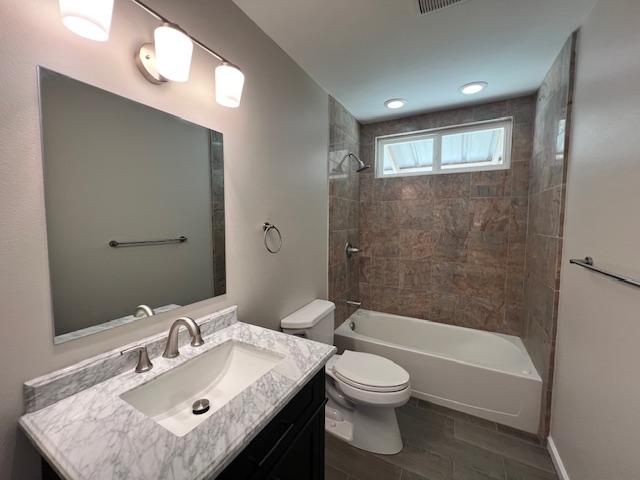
[334,309,542,433]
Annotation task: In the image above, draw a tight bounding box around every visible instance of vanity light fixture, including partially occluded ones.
[215,62,246,108]
[59,0,245,108]
[460,81,488,95]
[153,23,193,82]
[385,98,407,110]
[58,0,115,42]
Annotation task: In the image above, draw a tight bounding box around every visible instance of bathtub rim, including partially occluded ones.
[336,309,542,383]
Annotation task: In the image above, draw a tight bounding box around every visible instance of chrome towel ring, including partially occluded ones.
[263,222,283,254]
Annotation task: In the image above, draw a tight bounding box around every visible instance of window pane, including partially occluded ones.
[441,127,505,167]
[383,137,434,174]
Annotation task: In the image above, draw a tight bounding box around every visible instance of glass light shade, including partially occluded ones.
[59,0,115,42]
[154,24,193,82]
[215,63,245,108]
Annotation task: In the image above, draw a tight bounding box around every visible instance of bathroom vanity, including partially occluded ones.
[20,306,334,480]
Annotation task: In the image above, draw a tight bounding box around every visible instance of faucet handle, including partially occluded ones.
[134,304,155,318]
[121,345,153,373]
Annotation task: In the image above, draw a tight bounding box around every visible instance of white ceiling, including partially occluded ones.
[233,0,597,123]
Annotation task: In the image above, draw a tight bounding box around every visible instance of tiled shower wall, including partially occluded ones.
[328,97,361,327]
[523,34,577,436]
[358,97,535,336]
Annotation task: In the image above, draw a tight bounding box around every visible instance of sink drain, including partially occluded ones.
[192,398,210,415]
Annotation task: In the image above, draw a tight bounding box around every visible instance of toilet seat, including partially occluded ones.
[332,351,410,393]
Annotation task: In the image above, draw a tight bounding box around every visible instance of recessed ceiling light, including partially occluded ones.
[460,82,488,95]
[385,98,407,109]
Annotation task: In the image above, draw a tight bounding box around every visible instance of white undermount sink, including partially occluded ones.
[121,340,284,437]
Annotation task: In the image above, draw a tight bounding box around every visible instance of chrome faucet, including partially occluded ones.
[121,345,153,373]
[162,316,205,358]
[345,300,362,307]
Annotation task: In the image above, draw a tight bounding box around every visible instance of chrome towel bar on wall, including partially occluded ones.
[109,236,188,248]
[569,256,640,288]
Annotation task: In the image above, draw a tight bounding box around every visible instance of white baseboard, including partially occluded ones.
[547,436,570,480]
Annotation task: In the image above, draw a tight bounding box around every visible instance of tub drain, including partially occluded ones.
[192,398,210,415]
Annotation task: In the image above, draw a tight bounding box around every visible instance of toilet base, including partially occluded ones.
[324,401,403,455]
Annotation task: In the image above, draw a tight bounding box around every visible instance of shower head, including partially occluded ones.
[343,153,370,173]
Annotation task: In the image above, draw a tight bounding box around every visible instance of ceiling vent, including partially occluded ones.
[417,0,469,15]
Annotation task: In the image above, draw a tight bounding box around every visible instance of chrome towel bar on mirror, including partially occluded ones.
[263,222,283,254]
[570,256,640,288]
[109,236,188,248]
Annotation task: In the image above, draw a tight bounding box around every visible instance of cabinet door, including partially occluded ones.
[267,406,324,480]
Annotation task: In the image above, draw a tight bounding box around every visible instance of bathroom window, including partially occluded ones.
[375,118,512,177]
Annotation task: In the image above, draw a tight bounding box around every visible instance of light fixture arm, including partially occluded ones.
[130,0,235,67]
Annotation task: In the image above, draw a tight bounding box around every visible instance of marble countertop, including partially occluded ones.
[19,307,335,480]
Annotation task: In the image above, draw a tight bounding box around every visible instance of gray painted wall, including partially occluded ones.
[551,0,640,478]
[41,70,215,334]
[0,0,328,477]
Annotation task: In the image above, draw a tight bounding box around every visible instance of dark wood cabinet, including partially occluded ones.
[218,368,325,480]
[42,368,326,480]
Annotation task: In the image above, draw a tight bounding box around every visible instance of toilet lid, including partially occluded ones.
[333,351,409,392]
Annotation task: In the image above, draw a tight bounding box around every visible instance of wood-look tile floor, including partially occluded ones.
[325,399,559,480]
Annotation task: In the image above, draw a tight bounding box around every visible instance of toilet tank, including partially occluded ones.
[280,300,335,345]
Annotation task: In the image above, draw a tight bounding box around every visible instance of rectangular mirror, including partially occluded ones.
[38,67,226,344]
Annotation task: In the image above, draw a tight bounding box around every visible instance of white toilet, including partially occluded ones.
[281,299,411,455]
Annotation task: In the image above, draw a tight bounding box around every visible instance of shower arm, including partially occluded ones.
[337,153,370,173]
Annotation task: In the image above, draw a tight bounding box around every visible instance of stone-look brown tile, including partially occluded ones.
[428,293,457,323]
[511,161,530,196]
[397,289,431,319]
[470,170,511,198]
[399,260,431,290]
[402,175,433,200]
[433,231,469,262]
[467,205,509,266]
[392,200,434,230]
[522,312,552,386]
[372,229,401,258]
[528,187,562,237]
[329,196,349,231]
[524,276,556,340]
[374,177,403,201]
[359,256,372,284]
[509,197,529,244]
[372,258,400,287]
[454,299,507,334]
[359,282,371,309]
[525,234,560,290]
[433,173,471,198]
[359,172,374,203]
[359,95,535,338]
[329,230,347,267]
[361,201,398,231]
[470,198,511,233]
[328,97,361,331]
[508,242,526,271]
[399,230,435,259]
[434,198,472,233]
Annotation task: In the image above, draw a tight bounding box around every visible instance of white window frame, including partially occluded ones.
[375,117,513,178]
